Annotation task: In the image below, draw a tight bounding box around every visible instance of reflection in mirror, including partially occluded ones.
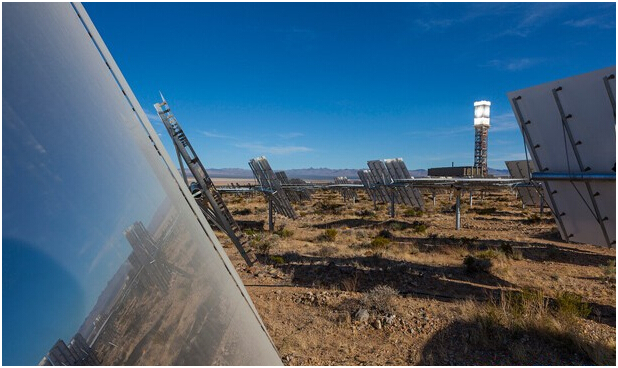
[2,2,281,365]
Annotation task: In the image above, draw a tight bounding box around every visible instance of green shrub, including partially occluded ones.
[232,208,252,216]
[503,287,546,318]
[464,255,492,273]
[403,208,423,217]
[500,242,513,255]
[250,233,280,255]
[475,207,497,215]
[477,249,500,259]
[324,228,338,242]
[389,222,404,231]
[269,255,285,265]
[274,226,294,238]
[411,221,427,234]
[371,236,391,250]
[555,291,591,320]
[600,259,616,281]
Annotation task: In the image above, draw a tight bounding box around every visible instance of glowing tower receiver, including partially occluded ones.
[473,100,491,177]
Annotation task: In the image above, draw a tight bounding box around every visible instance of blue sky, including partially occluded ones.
[84,2,615,171]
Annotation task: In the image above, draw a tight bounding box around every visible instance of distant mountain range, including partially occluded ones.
[183,167,510,180]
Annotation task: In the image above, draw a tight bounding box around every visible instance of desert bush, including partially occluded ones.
[475,207,497,215]
[502,288,548,319]
[459,290,614,365]
[274,226,294,239]
[464,255,492,273]
[341,272,361,292]
[250,233,280,255]
[600,259,616,281]
[371,236,391,250]
[232,208,252,216]
[510,248,523,260]
[377,229,394,239]
[477,249,500,260]
[324,228,338,241]
[500,242,513,255]
[317,245,338,258]
[269,255,285,265]
[314,201,344,215]
[361,285,398,314]
[403,208,423,217]
[555,292,591,320]
[411,221,427,234]
[389,222,404,231]
[524,213,542,224]
[355,209,376,217]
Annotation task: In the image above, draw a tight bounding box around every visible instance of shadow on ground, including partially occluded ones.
[418,318,611,365]
[274,252,511,302]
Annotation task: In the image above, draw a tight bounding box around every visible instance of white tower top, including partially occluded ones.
[474,100,491,126]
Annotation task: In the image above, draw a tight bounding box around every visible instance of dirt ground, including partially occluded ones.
[214,187,615,366]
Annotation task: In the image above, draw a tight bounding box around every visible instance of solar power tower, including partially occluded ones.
[473,101,491,177]
[154,97,256,265]
[508,66,616,248]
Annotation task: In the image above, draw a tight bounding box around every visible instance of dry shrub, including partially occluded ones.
[361,285,398,314]
[317,245,338,258]
[600,259,616,282]
[341,272,361,292]
[457,289,614,365]
[355,209,376,217]
[250,233,280,255]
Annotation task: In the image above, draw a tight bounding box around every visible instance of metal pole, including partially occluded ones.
[268,196,274,233]
[390,189,396,218]
[455,191,461,230]
[540,193,544,215]
[469,191,473,208]
[432,193,436,207]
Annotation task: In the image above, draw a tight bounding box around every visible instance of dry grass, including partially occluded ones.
[219,187,615,366]
[457,288,614,365]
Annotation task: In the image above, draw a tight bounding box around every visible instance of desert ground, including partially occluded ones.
[213,185,615,365]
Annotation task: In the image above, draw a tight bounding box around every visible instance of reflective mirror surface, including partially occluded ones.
[2,3,281,365]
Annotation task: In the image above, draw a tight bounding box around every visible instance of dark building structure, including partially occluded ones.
[39,333,99,366]
[428,166,483,177]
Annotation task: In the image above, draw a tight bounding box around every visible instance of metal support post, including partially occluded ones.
[432,193,436,207]
[469,191,473,208]
[540,193,545,216]
[390,189,396,218]
[268,196,274,233]
[455,191,461,230]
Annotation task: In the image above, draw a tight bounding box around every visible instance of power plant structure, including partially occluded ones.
[428,100,491,178]
[473,100,491,177]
